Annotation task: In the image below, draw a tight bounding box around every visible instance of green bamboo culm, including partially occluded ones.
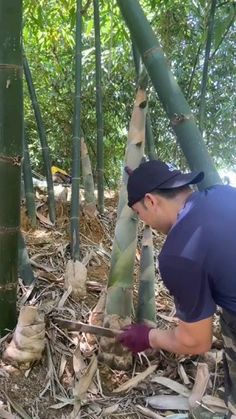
[70,0,82,260]
[81,133,96,213]
[23,54,56,224]
[18,232,35,285]
[199,0,217,133]
[131,40,141,86]
[93,0,104,214]
[136,226,156,325]
[116,0,222,189]
[0,0,23,336]
[146,111,157,160]
[23,127,36,226]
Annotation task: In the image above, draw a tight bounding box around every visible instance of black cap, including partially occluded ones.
[127,160,204,207]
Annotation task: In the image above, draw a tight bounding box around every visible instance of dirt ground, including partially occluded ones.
[0,196,225,418]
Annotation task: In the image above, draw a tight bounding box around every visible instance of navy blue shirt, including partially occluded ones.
[158,185,236,322]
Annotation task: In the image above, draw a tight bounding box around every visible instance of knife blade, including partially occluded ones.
[55,318,121,338]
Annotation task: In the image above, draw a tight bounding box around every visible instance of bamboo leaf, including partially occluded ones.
[188,363,209,408]
[2,392,31,419]
[151,376,191,398]
[147,395,189,411]
[113,364,157,393]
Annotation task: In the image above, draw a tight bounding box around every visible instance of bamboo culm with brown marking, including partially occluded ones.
[0,0,23,336]
[136,226,156,325]
[105,85,147,320]
[131,42,157,160]
[131,42,157,323]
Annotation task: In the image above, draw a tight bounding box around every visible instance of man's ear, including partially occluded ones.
[144,193,160,208]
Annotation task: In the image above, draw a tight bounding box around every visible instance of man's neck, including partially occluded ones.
[168,189,194,230]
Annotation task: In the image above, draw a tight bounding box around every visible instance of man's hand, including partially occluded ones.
[117,323,153,353]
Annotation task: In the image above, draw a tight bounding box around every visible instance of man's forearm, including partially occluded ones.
[149,327,210,355]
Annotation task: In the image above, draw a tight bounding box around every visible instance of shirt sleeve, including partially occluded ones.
[158,254,216,323]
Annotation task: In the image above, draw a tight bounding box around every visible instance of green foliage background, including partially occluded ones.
[23,0,235,187]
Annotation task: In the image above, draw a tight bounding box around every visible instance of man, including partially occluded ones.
[117,159,236,418]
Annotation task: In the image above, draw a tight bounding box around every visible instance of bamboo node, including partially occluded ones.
[171,113,193,126]
[0,155,22,166]
[0,225,20,235]
[0,282,17,291]
[0,64,22,72]
[143,46,162,58]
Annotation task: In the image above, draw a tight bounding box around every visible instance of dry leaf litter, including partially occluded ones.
[0,193,226,419]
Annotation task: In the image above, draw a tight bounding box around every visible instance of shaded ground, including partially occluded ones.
[0,196,225,418]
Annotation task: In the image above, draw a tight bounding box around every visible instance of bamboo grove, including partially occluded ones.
[0,1,234,349]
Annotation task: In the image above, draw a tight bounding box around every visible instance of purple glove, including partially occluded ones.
[117,323,153,353]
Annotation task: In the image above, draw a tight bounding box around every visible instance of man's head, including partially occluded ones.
[127,160,204,234]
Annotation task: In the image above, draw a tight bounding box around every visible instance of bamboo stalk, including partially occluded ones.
[81,134,96,215]
[145,111,157,160]
[18,232,35,285]
[116,0,221,189]
[131,41,157,325]
[23,54,56,223]
[106,87,147,317]
[136,226,156,325]
[0,0,23,335]
[93,0,104,214]
[23,127,36,226]
[70,0,82,260]
[199,0,217,133]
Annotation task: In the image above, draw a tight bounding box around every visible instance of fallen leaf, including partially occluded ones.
[36,208,54,227]
[0,407,20,419]
[151,376,191,397]
[136,405,165,418]
[178,363,191,386]
[102,404,119,416]
[202,395,227,410]
[188,363,209,408]
[73,355,97,400]
[113,364,157,393]
[147,395,189,411]
[49,400,74,410]
[2,392,31,419]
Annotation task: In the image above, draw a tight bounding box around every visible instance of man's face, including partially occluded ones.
[132,193,172,234]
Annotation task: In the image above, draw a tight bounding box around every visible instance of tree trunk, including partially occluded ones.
[23,54,56,223]
[116,0,222,189]
[0,0,23,335]
[93,0,104,214]
[70,0,82,260]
